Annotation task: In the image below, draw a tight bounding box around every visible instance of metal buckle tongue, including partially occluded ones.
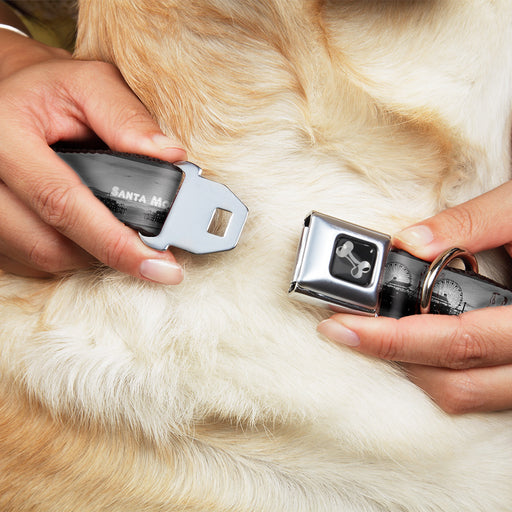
[139,161,248,254]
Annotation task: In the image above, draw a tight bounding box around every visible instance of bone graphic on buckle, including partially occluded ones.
[336,240,372,279]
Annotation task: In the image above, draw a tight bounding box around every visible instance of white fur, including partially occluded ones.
[1,1,512,510]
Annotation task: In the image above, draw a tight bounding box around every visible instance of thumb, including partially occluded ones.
[393,181,512,260]
[73,62,187,162]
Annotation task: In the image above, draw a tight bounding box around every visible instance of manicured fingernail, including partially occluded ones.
[151,134,186,158]
[394,225,434,248]
[317,319,360,347]
[139,259,183,285]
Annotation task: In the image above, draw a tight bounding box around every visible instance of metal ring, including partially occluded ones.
[419,247,478,314]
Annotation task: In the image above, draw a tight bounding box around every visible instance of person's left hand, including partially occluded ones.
[0,30,187,282]
[317,181,512,414]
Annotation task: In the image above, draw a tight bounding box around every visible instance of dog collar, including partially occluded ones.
[56,149,248,254]
[289,212,512,318]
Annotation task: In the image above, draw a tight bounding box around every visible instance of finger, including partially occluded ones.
[0,61,185,284]
[317,307,512,369]
[0,31,72,79]
[3,59,186,162]
[392,180,512,260]
[0,140,184,283]
[0,182,93,272]
[0,254,53,278]
[60,61,187,162]
[404,363,512,414]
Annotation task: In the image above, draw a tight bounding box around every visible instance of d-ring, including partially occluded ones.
[419,247,478,314]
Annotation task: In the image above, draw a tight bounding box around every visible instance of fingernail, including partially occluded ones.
[317,319,360,347]
[139,259,184,285]
[151,134,186,158]
[394,225,434,248]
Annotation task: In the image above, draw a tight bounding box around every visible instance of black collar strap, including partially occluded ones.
[52,153,511,318]
[55,149,248,254]
[289,211,512,318]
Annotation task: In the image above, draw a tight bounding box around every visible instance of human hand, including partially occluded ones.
[0,30,186,283]
[318,180,512,414]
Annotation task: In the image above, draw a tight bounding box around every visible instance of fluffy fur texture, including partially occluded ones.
[1,0,512,510]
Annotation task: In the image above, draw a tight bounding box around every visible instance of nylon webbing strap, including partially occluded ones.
[57,149,181,236]
[55,149,248,254]
[380,249,512,318]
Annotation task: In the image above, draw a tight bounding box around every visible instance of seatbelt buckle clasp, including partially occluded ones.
[289,212,391,316]
[140,161,248,254]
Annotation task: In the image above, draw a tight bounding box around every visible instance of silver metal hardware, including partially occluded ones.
[289,212,392,316]
[139,161,248,254]
[419,247,478,314]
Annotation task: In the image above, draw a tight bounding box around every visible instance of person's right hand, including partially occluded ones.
[318,180,512,414]
[0,29,187,283]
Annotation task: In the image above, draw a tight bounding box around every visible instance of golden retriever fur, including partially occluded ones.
[1,0,512,510]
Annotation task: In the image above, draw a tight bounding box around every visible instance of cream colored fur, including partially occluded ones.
[1,1,512,510]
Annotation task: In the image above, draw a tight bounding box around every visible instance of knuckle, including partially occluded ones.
[375,337,399,360]
[33,183,79,231]
[109,108,157,152]
[436,371,483,415]
[374,322,404,360]
[76,60,119,81]
[65,61,122,103]
[441,204,477,241]
[101,232,131,270]
[28,239,65,274]
[114,107,149,133]
[442,317,487,369]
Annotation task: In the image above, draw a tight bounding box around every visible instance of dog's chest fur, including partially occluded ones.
[1,1,512,510]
